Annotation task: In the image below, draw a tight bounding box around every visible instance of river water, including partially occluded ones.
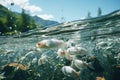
[0,10,120,80]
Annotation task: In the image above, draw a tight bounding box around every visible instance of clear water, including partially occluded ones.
[0,10,120,80]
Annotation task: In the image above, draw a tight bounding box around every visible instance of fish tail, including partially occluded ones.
[76,71,80,76]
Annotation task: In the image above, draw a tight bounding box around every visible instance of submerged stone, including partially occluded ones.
[1,63,39,80]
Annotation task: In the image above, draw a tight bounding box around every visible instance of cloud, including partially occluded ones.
[38,14,54,20]
[22,4,42,13]
[0,0,42,13]
[0,0,10,6]
[0,0,28,7]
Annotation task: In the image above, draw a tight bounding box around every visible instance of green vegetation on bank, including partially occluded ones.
[0,4,40,35]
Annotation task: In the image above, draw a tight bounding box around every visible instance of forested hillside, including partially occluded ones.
[0,4,58,35]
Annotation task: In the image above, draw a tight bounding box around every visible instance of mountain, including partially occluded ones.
[13,13,59,27]
[32,16,59,27]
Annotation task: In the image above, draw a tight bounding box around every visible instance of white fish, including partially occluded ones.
[38,55,49,66]
[36,39,67,49]
[61,66,80,77]
[57,49,66,58]
[65,52,74,61]
[66,47,88,56]
[73,59,95,70]
[72,59,88,70]
[57,49,74,61]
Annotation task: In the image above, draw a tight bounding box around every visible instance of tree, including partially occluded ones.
[20,9,31,32]
[0,20,8,35]
[87,11,92,19]
[5,11,15,32]
[98,7,102,17]
[29,19,36,29]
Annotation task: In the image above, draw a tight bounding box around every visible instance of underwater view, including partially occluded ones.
[0,0,120,80]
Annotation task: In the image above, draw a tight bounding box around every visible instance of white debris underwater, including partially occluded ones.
[0,10,120,80]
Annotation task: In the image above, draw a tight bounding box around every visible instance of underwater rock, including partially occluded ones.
[2,62,28,70]
[112,67,120,80]
[1,62,39,80]
[87,57,104,73]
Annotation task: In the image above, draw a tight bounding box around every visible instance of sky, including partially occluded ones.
[0,0,120,22]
